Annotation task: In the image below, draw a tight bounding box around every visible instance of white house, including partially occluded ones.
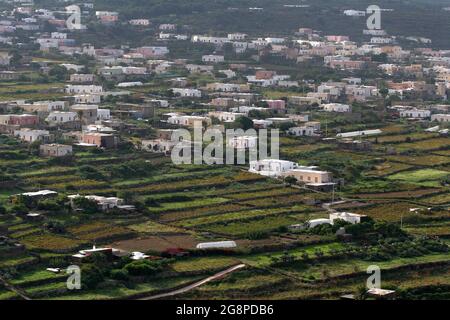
[186,64,214,74]
[253,119,273,129]
[159,24,176,31]
[202,55,225,64]
[206,83,242,92]
[20,101,67,113]
[219,69,237,78]
[288,126,317,137]
[40,144,73,157]
[117,82,143,88]
[399,109,431,119]
[167,115,211,127]
[431,114,450,122]
[60,64,85,73]
[142,139,178,154]
[45,111,78,124]
[209,111,244,122]
[317,84,344,97]
[172,88,202,98]
[97,109,111,121]
[343,10,366,16]
[74,94,102,104]
[249,159,298,177]
[148,99,169,108]
[329,212,367,225]
[70,74,95,83]
[228,136,258,149]
[265,37,285,44]
[129,19,150,26]
[228,33,247,40]
[14,129,51,143]
[66,85,103,94]
[68,194,126,212]
[322,103,351,113]
[191,35,229,45]
[294,211,366,230]
[122,66,147,75]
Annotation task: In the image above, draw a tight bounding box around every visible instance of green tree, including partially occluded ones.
[81,265,104,289]
[232,116,254,130]
[49,65,69,81]
[72,197,99,214]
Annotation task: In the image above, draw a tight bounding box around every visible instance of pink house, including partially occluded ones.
[329,60,365,70]
[9,115,39,126]
[264,100,286,110]
[326,35,350,42]
[255,71,276,80]
[99,15,118,23]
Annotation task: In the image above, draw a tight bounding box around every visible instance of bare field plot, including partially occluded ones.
[110,234,199,252]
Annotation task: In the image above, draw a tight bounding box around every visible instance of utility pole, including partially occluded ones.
[400,212,403,229]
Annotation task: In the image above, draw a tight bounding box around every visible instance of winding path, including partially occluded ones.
[139,264,246,300]
[0,275,31,300]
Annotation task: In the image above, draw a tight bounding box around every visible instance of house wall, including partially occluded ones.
[282,170,332,184]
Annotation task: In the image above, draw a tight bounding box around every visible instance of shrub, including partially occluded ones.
[44,220,66,233]
[9,203,28,215]
[72,197,99,214]
[123,259,166,276]
[245,231,270,240]
[110,269,129,281]
[81,264,104,289]
[78,165,106,181]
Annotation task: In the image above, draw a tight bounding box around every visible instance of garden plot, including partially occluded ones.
[366,161,413,177]
[387,169,449,187]
[353,188,442,199]
[148,197,230,213]
[0,253,38,269]
[126,172,266,195]
[405,221,450,237]
[394,138,450,152]
[20,233,87,252]
[170,256,239,273]
[201,215,300,237]
[127,220,186,234]
[352,202,449,222]
[273,253,450,282]
[68,222,134,242]
[386,155,450,167]
[370,132,437,144]
[174,207,303,228]
[10,269,67,288]
[160,203,248,223]
[419,193,450,205]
